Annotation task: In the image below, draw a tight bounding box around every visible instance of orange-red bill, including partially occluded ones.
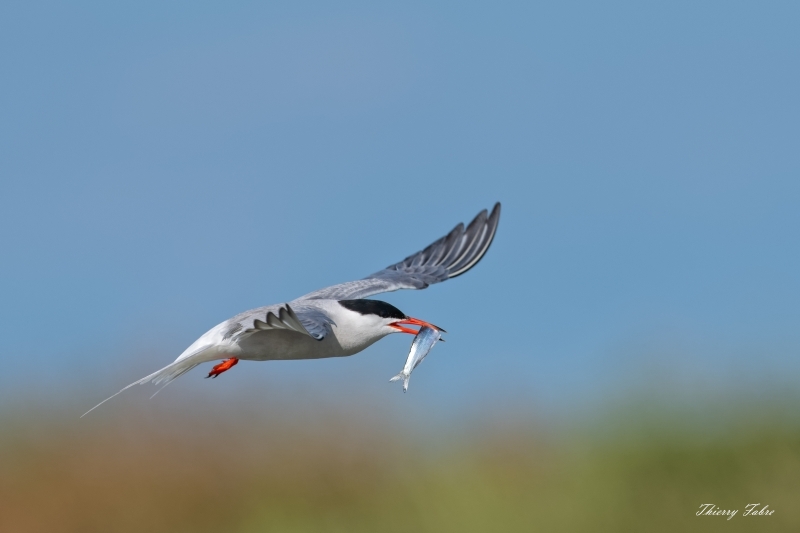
[390,316,447,335]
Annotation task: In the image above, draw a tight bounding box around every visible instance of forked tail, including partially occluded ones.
[389,372,411,392]
[80,354,204,418]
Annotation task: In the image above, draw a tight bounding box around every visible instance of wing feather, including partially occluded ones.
[298,203,501,301]
[230,303,334,341]
[448,210,487,271]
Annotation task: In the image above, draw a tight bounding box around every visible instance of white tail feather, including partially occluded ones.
[80,353,206,418]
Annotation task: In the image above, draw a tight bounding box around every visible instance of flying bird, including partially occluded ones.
[83,203,501,416]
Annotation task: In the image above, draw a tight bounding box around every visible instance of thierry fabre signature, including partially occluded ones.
[697,504,774,520]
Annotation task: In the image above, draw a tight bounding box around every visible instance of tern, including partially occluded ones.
[83,203,501,416]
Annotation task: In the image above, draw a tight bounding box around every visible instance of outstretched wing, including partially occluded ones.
[224,302,335,341]
[298,203,501,301]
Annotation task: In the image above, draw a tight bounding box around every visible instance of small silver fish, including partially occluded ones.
[390,325,443,392]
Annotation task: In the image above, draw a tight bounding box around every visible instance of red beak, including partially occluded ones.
[389,316,447,335]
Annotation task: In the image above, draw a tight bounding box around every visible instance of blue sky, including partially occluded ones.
[2,1,799,419]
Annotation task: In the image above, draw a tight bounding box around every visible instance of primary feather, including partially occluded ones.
[300,202,501,300]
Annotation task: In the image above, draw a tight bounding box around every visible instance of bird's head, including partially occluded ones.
[336,299,445,336]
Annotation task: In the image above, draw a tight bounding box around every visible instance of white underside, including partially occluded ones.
[174,299,396,365]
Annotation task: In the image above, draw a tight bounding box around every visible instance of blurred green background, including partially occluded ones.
[3,389,799,532]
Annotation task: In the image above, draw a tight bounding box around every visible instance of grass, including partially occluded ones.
[1,396,799,532]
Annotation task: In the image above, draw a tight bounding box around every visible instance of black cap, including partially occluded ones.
[338,299,406,320]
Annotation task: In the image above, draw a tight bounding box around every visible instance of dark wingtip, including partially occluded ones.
[488,202,501,222]
[447,202,501,279]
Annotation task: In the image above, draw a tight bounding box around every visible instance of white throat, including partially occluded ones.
[323,301,398,355]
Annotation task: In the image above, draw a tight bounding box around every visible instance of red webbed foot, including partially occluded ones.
[206,358,239,378]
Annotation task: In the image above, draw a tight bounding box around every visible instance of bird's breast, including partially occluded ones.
[233,326,389,362]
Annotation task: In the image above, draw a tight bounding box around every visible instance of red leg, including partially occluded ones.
[206,357,239,378]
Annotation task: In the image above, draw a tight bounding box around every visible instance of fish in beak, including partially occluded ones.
[390,325,444,392]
